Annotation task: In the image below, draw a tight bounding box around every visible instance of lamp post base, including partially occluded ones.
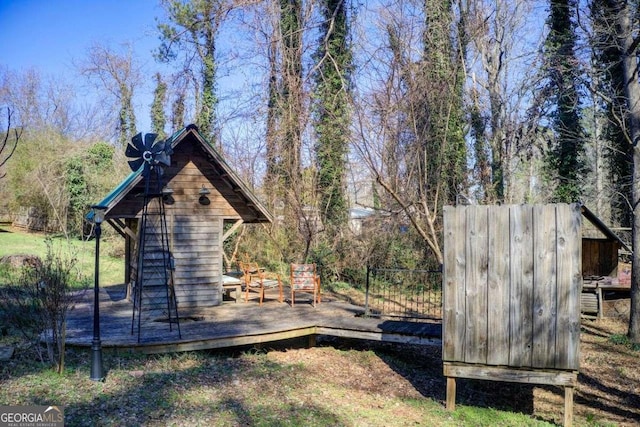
[90,339,104,381]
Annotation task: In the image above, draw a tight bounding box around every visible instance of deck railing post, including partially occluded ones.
[364,265,371,317]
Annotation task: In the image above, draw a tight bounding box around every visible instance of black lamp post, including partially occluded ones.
[90,205,107,381]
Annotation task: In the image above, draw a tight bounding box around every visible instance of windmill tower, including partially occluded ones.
[125,133,181,342]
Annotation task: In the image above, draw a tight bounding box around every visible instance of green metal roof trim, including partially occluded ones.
[86,125,272,223]
[86,169,140,222]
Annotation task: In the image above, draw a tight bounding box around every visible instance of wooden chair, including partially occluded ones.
[290,263,321,307]
[239,261,283,305]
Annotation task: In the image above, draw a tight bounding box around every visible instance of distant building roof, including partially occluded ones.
[350,207,376,219]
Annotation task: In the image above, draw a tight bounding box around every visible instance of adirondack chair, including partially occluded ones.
[290,263,321,307]
[239,261,283,305]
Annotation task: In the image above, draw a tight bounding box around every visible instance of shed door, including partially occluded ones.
[170,214,222,307]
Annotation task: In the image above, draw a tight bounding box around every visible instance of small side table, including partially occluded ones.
[222,274,243,303]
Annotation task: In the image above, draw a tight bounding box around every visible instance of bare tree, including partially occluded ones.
[78,42,141,148]
[258,0,318,262]
[464,0,546,203]
[0,67,107,140]
[0,107,21,179]
[352,1,468,266]
[157,0,242,143]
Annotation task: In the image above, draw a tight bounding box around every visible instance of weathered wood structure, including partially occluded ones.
[580,205,629,278]
[65,289,443,352]
[93,124,272,309]
[580,205,631,318]
[443,204,581,426]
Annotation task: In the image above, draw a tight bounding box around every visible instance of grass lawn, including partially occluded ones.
[2,320,637,426]
[0,227,124,287]
[3,319,638,426]
[0,340,559,427]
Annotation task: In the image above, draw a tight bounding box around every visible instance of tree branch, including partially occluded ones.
[0,108,22,179]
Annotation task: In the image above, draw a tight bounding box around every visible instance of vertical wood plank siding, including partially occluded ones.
[532,205,557,368]
[161,153,231,307]
[554,204,582,369]
[487,207,510,366]
[509,206,534,367]
[443,204,581,371]
[464,206,488,364]
[443,206,466,361]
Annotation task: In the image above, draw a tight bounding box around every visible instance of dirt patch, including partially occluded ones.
[0,254,42,269]
[567,317,640,425]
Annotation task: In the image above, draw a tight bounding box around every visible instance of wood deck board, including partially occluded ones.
[66,289,442,353]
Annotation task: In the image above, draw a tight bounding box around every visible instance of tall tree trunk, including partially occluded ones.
[279,0,303,186]
[543,0,586,203]
[314,0,352,233]
[151,73,168,140]
[265,27,280,193]
[422,0,468,204]
[617,0,640,342]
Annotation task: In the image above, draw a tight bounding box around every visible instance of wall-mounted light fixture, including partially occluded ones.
[162,185,174,204]
[162,185,174,196]
[199,184,211,205]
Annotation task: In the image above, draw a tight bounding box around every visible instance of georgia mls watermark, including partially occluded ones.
[0,406,64,427]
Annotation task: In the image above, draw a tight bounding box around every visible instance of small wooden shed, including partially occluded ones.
[94,124,272,308]
[443,203,581,426]
[580,205,631,318]
[580,205,629,278]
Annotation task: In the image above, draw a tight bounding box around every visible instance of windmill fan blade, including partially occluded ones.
[128,158,145,172]
[144,133,158,150]
[132,132,145,151]
[125,134,146,172]
[155,151,171,167]
[151,139,166,154]
[125,140,143,158]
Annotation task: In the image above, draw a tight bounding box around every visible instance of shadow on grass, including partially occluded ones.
[580,319,618,338]
[319,336,542,421]
[59,346,347,426]
[576,372,640,422]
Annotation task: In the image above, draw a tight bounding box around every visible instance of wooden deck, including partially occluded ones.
[66,287,442,354]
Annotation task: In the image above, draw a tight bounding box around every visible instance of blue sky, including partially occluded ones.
[1,0,163,72]
[0,0,168,132]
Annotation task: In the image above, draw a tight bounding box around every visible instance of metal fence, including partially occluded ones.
[364,266,442,321]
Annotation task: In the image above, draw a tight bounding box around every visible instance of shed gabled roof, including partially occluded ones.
[581,205,630,252]
[91,124,272,224]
